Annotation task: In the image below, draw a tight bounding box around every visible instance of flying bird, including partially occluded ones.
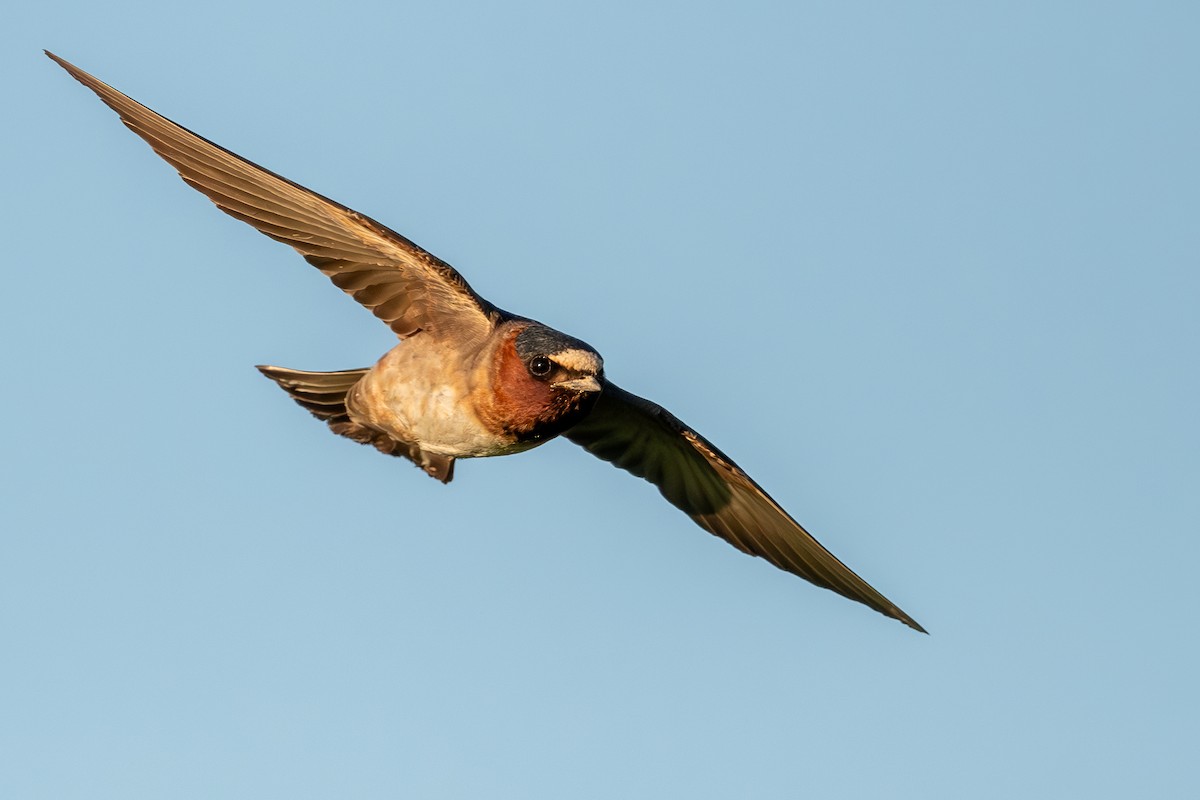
[47,51,924,632]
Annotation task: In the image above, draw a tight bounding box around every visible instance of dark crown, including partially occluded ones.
[514,324,598,362]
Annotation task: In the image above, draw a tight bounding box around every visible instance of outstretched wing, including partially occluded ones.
[47,51,496,343]
[565,382,925,632]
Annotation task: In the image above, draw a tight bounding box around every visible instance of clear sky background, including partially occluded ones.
[4,2,1198,798]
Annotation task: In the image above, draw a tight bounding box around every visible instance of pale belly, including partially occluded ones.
[345,339,535,459]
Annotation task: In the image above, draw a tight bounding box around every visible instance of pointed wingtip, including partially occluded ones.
[896,611,928,634]
[255,365,286,383]
[44,51,92,85]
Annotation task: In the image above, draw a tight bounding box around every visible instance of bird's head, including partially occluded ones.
[483,322,604,443]
[514,323,604,394]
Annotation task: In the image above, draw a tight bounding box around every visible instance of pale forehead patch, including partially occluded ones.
[551,348,603,374]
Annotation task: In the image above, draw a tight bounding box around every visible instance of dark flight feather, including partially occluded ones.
[566,382,926,632]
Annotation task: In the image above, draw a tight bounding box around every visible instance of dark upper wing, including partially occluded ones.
[565,381,925,632]
[47,51,495,343]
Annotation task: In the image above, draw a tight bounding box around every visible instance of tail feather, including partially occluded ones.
[256,365,368,423]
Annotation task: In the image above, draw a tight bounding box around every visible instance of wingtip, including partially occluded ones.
[44,50,89,83]
[898,614,928,635]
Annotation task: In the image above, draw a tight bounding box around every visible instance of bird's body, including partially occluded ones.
[281,320,603,481]
[351,336,509,459]
[48,51,925,632]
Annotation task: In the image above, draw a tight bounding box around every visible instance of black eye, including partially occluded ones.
[529,356,552,376]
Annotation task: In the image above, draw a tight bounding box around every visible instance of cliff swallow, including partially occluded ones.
[48,52,924,632]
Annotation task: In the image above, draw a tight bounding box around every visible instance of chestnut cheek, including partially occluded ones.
[483,338,554,434]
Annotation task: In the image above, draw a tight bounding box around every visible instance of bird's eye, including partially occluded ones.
[529,356,553,376]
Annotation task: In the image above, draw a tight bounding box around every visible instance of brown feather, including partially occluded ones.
[45,51,497,345]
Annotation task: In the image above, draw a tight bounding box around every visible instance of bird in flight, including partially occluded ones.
[47,51,924,632]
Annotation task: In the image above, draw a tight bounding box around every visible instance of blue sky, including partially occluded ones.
[4,2,1198,798]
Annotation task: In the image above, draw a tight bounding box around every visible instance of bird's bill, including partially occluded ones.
[552,376,602,393]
